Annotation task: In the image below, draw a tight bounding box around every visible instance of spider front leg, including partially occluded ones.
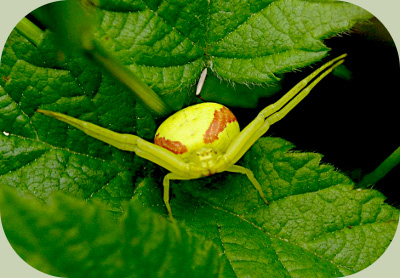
[215,54,347,202]
[226,165,269,204]
[163,173,196,220]
[36,109,203,220]
[219,54,347,168]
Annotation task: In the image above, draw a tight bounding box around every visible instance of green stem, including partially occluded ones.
[19,11,171,117]
[15,17,44,46]
[83,39,172,117]
[358,145,400,187]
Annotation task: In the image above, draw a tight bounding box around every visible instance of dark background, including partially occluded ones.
[236,18,400,207]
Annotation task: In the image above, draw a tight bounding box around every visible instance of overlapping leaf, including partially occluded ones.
[0,187,224,277]
[138,138,398,277]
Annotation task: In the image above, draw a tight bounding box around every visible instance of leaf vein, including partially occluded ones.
[206,199,363,273]
[138,0,201,49]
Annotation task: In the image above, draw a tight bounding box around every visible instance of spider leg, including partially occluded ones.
[163,173,195,220]
[216,54,346,169]
[37,110,207,220]
[257,53,347,120]
[36,109,203,176]
[260,56,347,127]
[226,165,269,204]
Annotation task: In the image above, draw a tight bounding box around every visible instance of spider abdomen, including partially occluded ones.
[154,103,240,159]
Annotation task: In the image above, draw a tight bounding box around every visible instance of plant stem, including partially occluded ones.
[15,17,44,46]
[83,39,172,117]
[358,145,400,187]
[18,12,171,117]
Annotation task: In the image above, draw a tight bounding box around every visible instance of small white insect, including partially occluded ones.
[196,68,208,95]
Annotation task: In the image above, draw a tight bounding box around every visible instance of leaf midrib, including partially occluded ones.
[196,189,398,275]
[209,200,355,274]
[137,0,274,59]
[3,133,131,172]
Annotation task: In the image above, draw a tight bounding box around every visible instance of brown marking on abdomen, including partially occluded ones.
[154,134,188,154]
[204,107,237,144]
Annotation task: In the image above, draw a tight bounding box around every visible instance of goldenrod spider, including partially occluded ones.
[37,54,346,220]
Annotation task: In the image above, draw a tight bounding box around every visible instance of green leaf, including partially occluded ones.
[0,0,371,211]
[0,0,372,201]
[200,73,282,108]
[0,29,156,212]
[207,0,371,83]
[75,0,371,104]
[143,137,397,277]
[0,185,224,277]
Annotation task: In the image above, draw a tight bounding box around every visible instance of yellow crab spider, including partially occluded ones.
[37,54,346,220]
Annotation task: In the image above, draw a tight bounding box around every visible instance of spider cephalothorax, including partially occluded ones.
[37,54,346,220]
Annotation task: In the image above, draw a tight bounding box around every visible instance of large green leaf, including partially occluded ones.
[1,138,397,277]
[161,138,399,276]
[92,0,371,103]
[0,186,224,277]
